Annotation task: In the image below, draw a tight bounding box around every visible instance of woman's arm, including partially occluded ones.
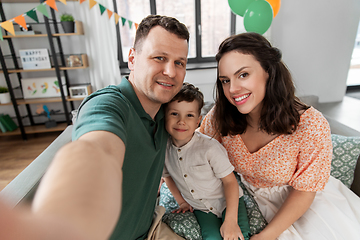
[250,188,316,240]
[220,173,244,240]
[163,176,193,213]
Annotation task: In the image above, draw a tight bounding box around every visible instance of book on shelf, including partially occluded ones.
[0,114,18,132]
[0,120,7,133]
[14,31,42,35]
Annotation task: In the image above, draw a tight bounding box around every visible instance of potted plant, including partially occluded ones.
[60,13,75,33]
[0,86,11,104]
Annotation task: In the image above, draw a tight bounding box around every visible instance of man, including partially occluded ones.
[0,15,189,240]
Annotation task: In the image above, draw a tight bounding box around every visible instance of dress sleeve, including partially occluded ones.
[198,107,222,143]
[288,111,333,192]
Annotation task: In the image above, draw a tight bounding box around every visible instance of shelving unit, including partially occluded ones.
[0,1,88,139]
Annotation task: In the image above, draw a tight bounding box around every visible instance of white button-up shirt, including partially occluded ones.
[163,131,243,217]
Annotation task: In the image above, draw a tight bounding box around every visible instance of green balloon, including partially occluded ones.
[244,0,273,35]
[228,0,255,17]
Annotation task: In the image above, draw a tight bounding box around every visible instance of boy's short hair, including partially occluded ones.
[166,82,204,115]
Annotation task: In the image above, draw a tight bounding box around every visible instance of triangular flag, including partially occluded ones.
[135,23,139,30]
[79,0,86,3]
[121,17,126,26]
[0,28,3,41]
[14,15,28,31]
[26,9,39,23]
[1,21,15,36]
[89,0,97,9]
[37,4,49,18]
[114,13,120,25]
[107,9,113,19]
[59,0,67,5]
[128,20,133,29]
[99,4,106,15]
[45,0,58,11]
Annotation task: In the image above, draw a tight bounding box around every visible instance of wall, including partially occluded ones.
[270,0,360,103]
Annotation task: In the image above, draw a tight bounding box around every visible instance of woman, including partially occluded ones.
[199,32,360,240]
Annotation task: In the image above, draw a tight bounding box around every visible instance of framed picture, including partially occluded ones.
[69,84,92,98]
[21,77,67,99]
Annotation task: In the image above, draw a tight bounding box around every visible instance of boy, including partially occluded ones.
[163,83,251,240]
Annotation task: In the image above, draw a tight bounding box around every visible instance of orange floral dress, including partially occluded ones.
[199,107,332,192]
[199,106,360,239]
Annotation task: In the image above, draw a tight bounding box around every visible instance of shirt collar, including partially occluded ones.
[118,76,164,123]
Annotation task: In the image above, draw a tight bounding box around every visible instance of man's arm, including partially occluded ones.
[0,130,125,240]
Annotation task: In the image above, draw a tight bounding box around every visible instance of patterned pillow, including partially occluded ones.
[234,173,268,236]
[330,134,360,188]
[159,175,268,239]
[159,183,202,240]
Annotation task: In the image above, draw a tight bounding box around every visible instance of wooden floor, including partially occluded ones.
[0,132,61,191]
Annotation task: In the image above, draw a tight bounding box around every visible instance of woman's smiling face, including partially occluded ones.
[218,51,269,117]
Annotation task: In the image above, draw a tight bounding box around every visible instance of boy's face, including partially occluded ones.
[165,100,202,148]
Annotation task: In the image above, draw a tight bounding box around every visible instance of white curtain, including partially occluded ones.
[71,0,122,91]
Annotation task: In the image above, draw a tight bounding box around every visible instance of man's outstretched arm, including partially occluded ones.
[0,130,125,240]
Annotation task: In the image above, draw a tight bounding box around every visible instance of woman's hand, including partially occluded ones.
[220,220,244,240]
[172,202,194,213]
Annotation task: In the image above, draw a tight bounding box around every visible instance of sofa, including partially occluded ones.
[1,103,360,239]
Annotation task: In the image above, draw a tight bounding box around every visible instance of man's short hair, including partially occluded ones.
[134,15,189,51]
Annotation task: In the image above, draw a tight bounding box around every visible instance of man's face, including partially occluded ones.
[128,26,188,113]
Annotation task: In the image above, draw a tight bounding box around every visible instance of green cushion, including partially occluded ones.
[159,174,267,239]
[330,134,360,188]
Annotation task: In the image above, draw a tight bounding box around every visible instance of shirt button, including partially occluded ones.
[191,189,194,193]
[179,157,183,161]
[184,174,187,178]
[178,149,181,152]
[210,207,213,210]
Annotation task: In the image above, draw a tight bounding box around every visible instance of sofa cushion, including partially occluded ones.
[330,134,360,188]
[159,174,267,239]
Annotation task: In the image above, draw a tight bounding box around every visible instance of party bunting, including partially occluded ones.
[14,15,28,31]
[114,13,120,25]
[107,9,113,19]
[59,0,67,5]
[1,21,15,36]
[0,0,138,41]
[89,0,97,10]
[121,17,126,26]
[46,0,58,12]
[99,4,106,15]
[37,4,49,18]
[26,9,39,23]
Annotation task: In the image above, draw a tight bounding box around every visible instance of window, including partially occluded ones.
[347,20,360,89]
[113,0,235,69]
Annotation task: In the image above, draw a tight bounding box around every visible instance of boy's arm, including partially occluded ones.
[164,176,193,213]
[0,130,125,240]
[220,172,244,240]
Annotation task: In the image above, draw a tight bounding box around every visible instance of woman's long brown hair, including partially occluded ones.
[213,32,309,137]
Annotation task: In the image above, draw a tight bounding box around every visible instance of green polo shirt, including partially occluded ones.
[72,77,168,239]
